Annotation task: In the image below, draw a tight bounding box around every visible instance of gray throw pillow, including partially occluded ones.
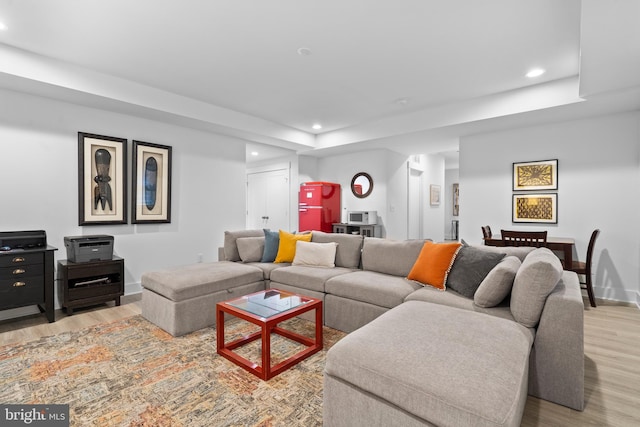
[474,256,521,307]
[236,236,265,263]
[446,246,505,298]
[223,229,264,261]
[510,248,563,327]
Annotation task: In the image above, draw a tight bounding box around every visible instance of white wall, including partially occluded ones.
[307,149,448,241]
[315,150,390,232]
[423,154,446,242]
[460,111,640,305]
[0,88,247,318]
[385,151,412,240]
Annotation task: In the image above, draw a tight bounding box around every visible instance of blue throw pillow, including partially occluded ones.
[261,229,280,262]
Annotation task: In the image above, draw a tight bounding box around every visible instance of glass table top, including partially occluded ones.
[225,289,310,318]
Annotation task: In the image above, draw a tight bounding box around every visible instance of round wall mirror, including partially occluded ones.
[351,172,373,198]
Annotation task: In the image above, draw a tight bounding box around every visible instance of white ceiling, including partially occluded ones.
[0,0,638,163]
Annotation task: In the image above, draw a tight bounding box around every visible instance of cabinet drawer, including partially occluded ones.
[0,277,44,308]
[0,264,44,280]
[65,262,123,280]
[0,252,43,267]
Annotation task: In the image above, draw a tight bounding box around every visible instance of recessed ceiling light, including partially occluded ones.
[297,47,312,56]
[251,151,259,156]
[526,68,545,78]
[312,123,322,130]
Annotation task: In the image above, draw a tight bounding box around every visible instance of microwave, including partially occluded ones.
[348,211,377,225]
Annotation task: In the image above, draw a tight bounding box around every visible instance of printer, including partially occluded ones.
[64,235,114,263]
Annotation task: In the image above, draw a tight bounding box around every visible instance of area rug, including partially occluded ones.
[0,315,346,426]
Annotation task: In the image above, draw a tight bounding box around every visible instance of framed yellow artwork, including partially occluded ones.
[513,159,558,191]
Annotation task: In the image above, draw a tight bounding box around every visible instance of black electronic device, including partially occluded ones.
[0,230,47,251]
[64,235,114,263]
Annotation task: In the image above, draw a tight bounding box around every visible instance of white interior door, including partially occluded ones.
[408,167,423,239]
[247,168,290,231]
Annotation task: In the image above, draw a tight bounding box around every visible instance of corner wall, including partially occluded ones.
[315,150,391,233]
[0,88,247,319]
[460,111,640,304]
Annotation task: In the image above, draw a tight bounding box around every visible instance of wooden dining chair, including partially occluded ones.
[501,230,548,247]
[568,229,600,308]
[481,226,492,239]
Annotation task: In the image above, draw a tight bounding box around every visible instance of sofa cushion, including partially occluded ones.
[325,271,421,309]
[510,248,563,327]
[361,237,425,277]
[325,301,533,427]
[407,241,462,290]
[275,230,313,263]
[261,229,280,262]
[246,262,289,280]
[223,229,264,262]
[311,231,363,269]
[141,261,264,302]
[405,286,516,323]
[270,265,354,293]
[446,245,505,298]
[236,236,265,263]
[474,256,521,308]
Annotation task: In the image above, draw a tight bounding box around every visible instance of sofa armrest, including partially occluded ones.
[528,271,584,410]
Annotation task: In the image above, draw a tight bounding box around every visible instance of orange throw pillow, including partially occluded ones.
[274,230,312,263]
[407,241,462,290]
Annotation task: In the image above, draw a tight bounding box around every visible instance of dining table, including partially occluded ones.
[483,235,575,269]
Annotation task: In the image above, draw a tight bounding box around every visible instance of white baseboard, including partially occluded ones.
[594,287,640,307]
[0,306,40,322]
[125,282,142,295]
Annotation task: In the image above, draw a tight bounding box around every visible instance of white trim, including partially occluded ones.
[246,162,290,174]
[407,161,424,240]
[126,282,143,295]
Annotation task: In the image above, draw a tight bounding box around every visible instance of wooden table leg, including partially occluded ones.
[216,307,225,352]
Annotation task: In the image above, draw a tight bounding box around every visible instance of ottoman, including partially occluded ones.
[141,261,265,336]
[324,301,534,427]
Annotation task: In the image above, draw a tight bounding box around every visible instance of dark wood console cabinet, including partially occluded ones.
[57,257,124,315]
[0,246,57,323]
[332,223,382,237]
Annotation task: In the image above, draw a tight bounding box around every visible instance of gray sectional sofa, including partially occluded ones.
[141,229,585,426]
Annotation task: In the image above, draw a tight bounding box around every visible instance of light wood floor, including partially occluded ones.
[1,296,639,426]
[0,294,142,345]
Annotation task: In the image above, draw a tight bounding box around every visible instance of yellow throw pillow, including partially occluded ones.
[274,230,312,263]
[407,241,462,290]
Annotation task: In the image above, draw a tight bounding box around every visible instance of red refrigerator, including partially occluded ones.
[299,182,341,232]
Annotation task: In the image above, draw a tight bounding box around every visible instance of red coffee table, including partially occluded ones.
[216,289,323,380]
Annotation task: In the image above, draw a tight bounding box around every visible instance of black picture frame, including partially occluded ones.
[131,140,172,224]
[512,159,558,191]
[78,132,128,225]
[512,193,558,224]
